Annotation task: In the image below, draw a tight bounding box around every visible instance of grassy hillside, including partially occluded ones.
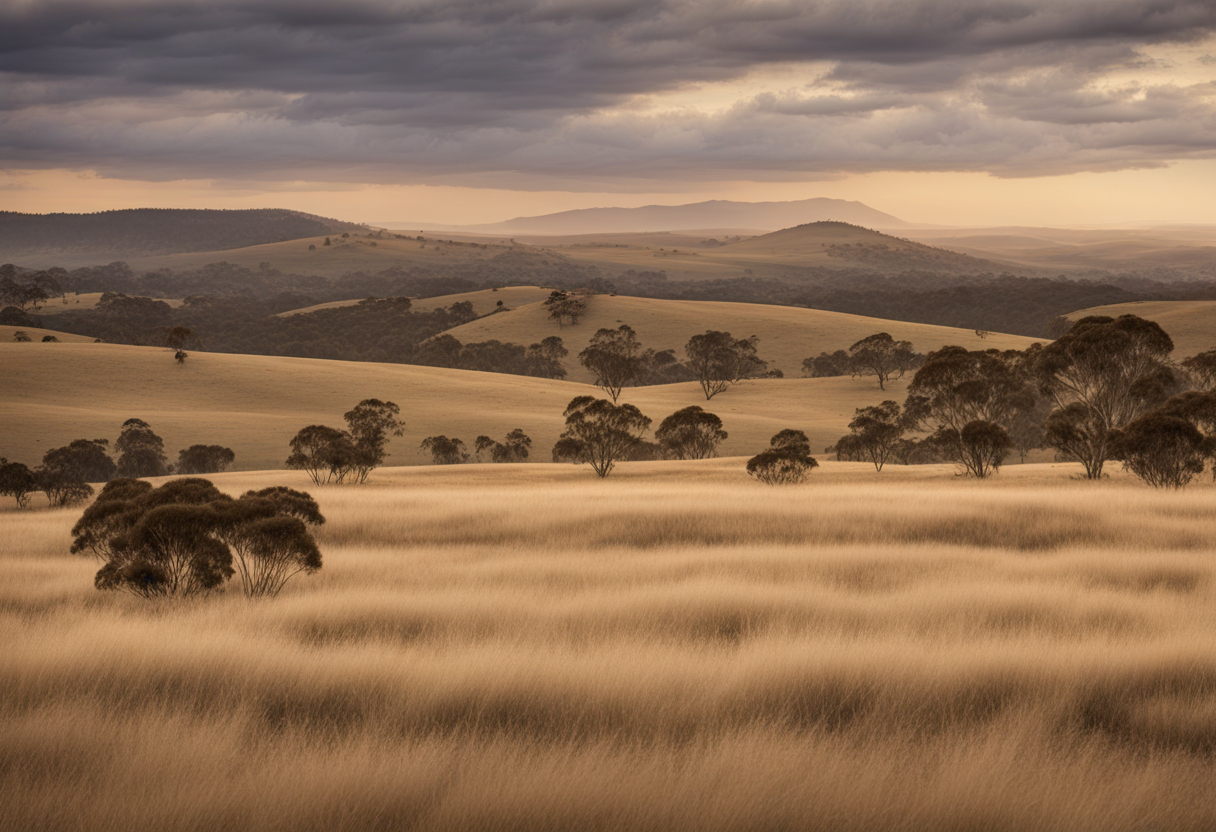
[444,294,1042,382]
[0,209,365,266]
[1065,300,1216,357]
[278,286,554,318]
[0,324,97,344]
[4,462,1215,830]
[0,341,916,471]
[119,222,1011,281]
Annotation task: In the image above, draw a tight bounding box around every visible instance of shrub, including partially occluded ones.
[1110,414,1208,489]
[0,459,37,508]
[12,330,31,342]
[175,445,236,474]
[475,430,532,463]
[421,435,468,464]
[655,406,728,459]
[747,430,818,484]
[955,420,1013,478]
[79,478,324,598]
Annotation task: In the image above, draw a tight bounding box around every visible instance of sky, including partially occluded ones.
[2,0,1215,227]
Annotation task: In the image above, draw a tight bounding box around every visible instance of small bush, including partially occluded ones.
[747,430,818,485]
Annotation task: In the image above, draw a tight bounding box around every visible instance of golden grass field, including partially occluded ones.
[1,338,926,471]
[446,293,1041,382]
[1067,300,1216,358]
[31,292,184,316]
[2,459,1216,831]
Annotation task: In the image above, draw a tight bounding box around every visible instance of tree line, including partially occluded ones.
[0,419,235,509]
[827,315,1216,488]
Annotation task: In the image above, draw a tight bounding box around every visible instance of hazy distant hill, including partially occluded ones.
[0,208,366,265]
[405,198,909,235]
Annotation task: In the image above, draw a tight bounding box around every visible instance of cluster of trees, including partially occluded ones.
[69,477,324,598]
[551,398,731,477]
[803,332,925,389]
[416,430,534,465]
[577,324,772,402]
[824,316,1216,487]
[286,400,405,484]
[412,333,568,379]
[1,269,62,309]
[746,431,819,485]
[543,290,589,326]
[0,420,236,509]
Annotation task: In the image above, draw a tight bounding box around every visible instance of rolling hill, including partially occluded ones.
[277,286,555,318]
[1064,300,1216,357]
[0,209,366,267]
[442,293,1042,383]
[397,197,910,235]
[0,340,928,473]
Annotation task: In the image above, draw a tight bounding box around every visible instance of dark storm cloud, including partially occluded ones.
[0,0,1214,183]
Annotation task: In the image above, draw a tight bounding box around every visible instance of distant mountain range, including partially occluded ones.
[0,208,366,265]
[385,198,909,236]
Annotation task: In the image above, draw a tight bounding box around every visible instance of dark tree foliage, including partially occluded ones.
[40,438,115,485]
[420,435,468,465]
[77,478,324,598]
[0,458,37,509]
[41,335,58,342]
[803,349,852,378]
[343,398,406,483]
[685,330,768,400]
[115,418,169,478]
[475,429,532,463]
[655,406,728,460]
[1036,315,1176,479]
[11,328,32,341]
[1154,391,1216,479]
[837,400,905,471]
[579,324,648,402]
[1110,414,1209,489]
[845,333,923,389]
[543,290,588,327]
[1007,397,1053,462]
[1182,349,1216,393]
[165,326,195,349]
[905,346,1035,461]
[286,425,356,484]
[952,420,1013,478]
[174,349,188,364]
[638,348,697,385]
[747,430,819,485]
[525,336,568,379]
[175,445,236,475]
[552,396,652,477]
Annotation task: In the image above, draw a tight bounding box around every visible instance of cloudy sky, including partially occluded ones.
[2,0,1215,225]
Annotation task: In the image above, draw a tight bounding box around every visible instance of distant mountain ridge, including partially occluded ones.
[0,208,366,265]
[394,197,909,236]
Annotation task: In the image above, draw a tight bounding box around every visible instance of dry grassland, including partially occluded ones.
[2,460,1215,831]
[276,286,555,318]
[0,340,927,470]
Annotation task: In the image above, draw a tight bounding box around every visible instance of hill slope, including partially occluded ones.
[1065,300,1216,357]
[277,287,555,318]
[0,342,920,472]
[444,294,1042,383]
[434,198,909,235]
[0,209,366,266]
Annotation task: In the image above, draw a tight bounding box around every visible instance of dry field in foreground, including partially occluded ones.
[2,460,1216,831]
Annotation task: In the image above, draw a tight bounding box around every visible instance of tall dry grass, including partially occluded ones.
[2,459,1215,831]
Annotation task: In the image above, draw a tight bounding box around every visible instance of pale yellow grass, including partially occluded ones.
[276,286,554,317]
[1,461,1215,831]
[446,293,1041,382]
[1066,300,1216,358]
[0,340,919,470]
